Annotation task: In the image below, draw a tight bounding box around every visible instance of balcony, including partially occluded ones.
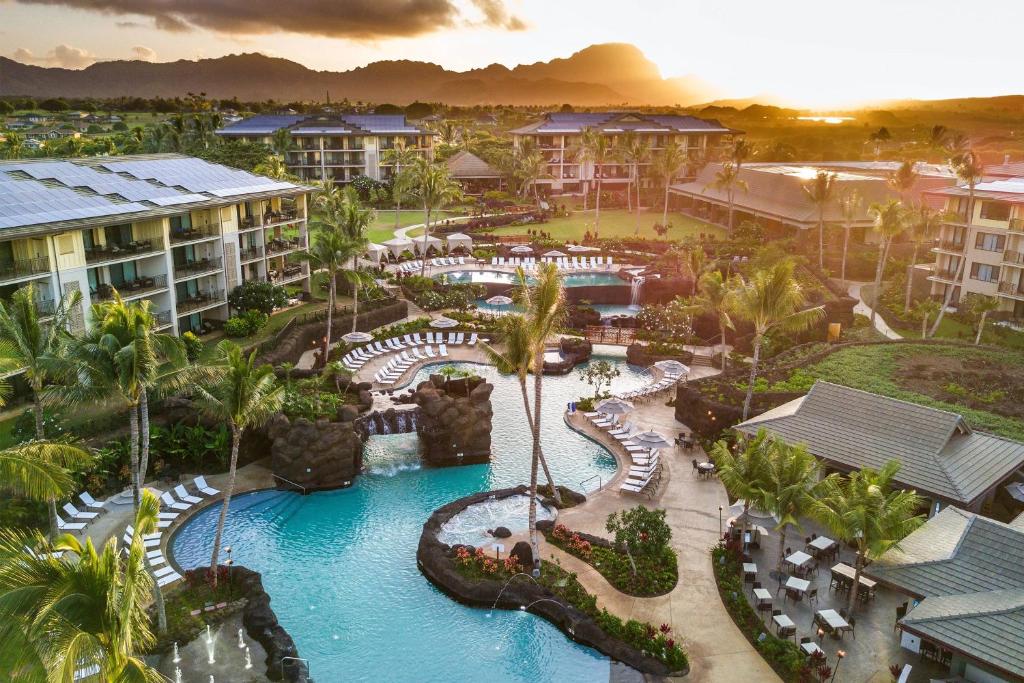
[153,310,173,329]
[176,289,225,315]
[239,246,264,263]
[1003,250,1024,267]
[1010,218,1024,235]
[174,257,223,280]
[932,239,965,254]
[34,298,55,317]
[94,275,169,302]
[0,256,51,284]
[170,225,220,245]
[997,281,1024,300]
[84,241,159,265]
[266,236,307,256]
[263,210,302,229]
[929,268,960,283]
[269,263,307,284]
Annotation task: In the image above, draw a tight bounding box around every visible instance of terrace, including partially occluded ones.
[93,274,169,301]
[84,239,160,265]
[175,289,225,315]
[0,256,51,284]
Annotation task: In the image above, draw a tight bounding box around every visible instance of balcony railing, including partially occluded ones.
[1003,250,1024,266]
[153,310,173,329]
[998,281,1024,298]
[84,241,157,264]
[1010,218,1024,234]
[35,298,55,317]
[269,264,306,283]
[239,246,264,262]
[240,216,263,230]
[94,274,169,301]
[266,237,307,255]
[176,290,225,315]
[174,257,223,277]
[934,239,965,253]
[262,210,300,227]
[0,256,50,283]
[170,225,220,243]
[931,268,959,281]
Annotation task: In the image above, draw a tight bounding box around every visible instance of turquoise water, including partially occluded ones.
[439,270,625,288]
[171,354,650,682]
[473,301,638,318]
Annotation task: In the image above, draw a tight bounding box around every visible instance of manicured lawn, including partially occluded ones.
[488,209,725,242]
[365,210,465,243]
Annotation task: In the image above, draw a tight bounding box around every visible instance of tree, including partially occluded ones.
[911,298,941,338]
[0,283,82,536]
[228,279,288,316]
[684,271,734,370]
[0,441,91,510]
[195,341,284,587]
[964,293,999,344]
[931,150,983,337]
[803,171,838,270]
[813,461,924,616]
[407,156,462,277]
[753,436,822,574]
[271,127,292,158]
[2,130,25,159]
[299,225,352,363]
[836,189,862,281]
[867,199,909,326]
[578,359,620,399]
[615,132,651,234]
[380,141,420,228]
[904,203,946,313]
[605,505,672,575]
[252,156,294,181]
[336,187,375,333]
[709,162,747,234]
[652,140,688,230]
[572,129,614,232]
[710,430,772,541]
[731,261,825,420]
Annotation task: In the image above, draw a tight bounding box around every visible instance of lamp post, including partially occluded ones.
[718,505,723,539]
[830,649,846,682]
[817,628,825,644]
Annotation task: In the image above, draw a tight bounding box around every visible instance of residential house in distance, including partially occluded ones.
[215,114,435,184]
[25,126,81,141]
[734,381,1024,517]
[509,111,738,196]
[925,175,1024,320]
[0,154,312,336]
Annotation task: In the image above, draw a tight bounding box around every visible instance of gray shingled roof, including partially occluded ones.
[735,381,1024,505]
[445,151,501,178]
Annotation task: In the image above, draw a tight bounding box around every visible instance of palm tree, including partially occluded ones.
[836,189,862,282]
[754,436,822,574]
[803,171,838,270]
[0,283,81,536]
[299,225,352,363]
[813,461,924,616]
[253,156,292,181]
[911,298,941,338]
[380,141,420,228]
[886,160,918,204]
[2,130,25,159]
[710,430,772,541]
[684,271,734,370]
[964,293,999,344]
[271,127,292,158]
[931,150,983,337]
[514,149,549,202]
[336,188,375,333]
[730,139,754,171]
[652,140,688,230]
[708,162,747,234]
[407,157,462,277]
[195,341,284,587]
[480,309,562,506]
[0,491,164,681]
[616,132,651,234]
[867,199,909,326]
[903,203,946,313]
[314,177,346,220]
[572,129,614,233]
[0,440,92,509]
[732,261,825,420]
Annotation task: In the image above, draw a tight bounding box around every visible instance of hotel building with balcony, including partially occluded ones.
[509,112,738,196]
[215,114,434,184]
[926,176,1024,321]
[0,154,311,336]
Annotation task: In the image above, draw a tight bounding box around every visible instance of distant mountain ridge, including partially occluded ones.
[0,43,721,106]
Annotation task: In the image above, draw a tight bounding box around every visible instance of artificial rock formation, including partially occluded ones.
[412,374,493,466]
[266,414,364,491]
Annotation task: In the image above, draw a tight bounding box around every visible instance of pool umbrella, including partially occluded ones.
[430,316,458,328]
[568,244,598,252]
[510,244,533,253]
[543,250,566,258]
[485,295,514,306]
[653,359,690,376]
[629,429,673,451]
[595,397,634,415]
[342,331,374,344]
[728,500,778,523]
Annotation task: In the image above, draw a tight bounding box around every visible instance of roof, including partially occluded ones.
[445,151,501,178]
[928,176,1024,202]
[735,381,1024,505]
[985,162,1024,178]
[218,114,431,137]
[509,111,735,135]
[213,115,307,135]
[0,154,310,234]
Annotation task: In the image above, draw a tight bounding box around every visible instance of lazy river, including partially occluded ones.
[171,351,650,682]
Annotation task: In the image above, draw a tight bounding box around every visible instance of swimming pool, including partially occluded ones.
[438,270,626,288]
[171,354,650,682]
[474,300,638,319]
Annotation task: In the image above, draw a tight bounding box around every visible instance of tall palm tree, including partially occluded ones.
[731,261,825,420]
[195,341,284,587]
[813,461,924,616]
[931,150,983,337]
[2,130,25,159]
[512,148,548,202]
[903,202,946,313]
[0,490,164,681]
[380,141,420,228]
[407,157,462,277]
[710,430,772,542]
[253,156,292,181]
[615,132,651,234]
[337,187,374,333]
[964,293,999,344]
[803,171,838,270]
[836,189,862,282]
[299,224,353,362]
[912,297,941,338]
[886,160,918,204]
[271,127,292,158]
[867,199,909,326]
[572,129,614,233]
[684,271,734,370]
[754,436,822,574]
[480,309,561,505]
[652,140,688,230]
[0,284,81,536]
[314,177,346,220]
[0,440,92,509]
[730,138,754,171]
[708,162,747,234]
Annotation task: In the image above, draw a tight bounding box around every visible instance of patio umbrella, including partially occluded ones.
[542,250,566,258]
[485,295,514,306]
[629,429,673,451]
[653,359,690,376]
[568,244,598,253]
[1006,482,1024,503]
[430,316,459,328]
[728,500,778,523]
[342,331,374,344]
[510,244,533,253]
[595,397,634,415]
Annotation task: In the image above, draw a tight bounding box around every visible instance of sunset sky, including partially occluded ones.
[3,0,1022,107]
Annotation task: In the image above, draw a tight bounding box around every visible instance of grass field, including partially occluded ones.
[488,209,724,242]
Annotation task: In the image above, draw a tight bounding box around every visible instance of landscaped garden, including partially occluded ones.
[487,208,724,242]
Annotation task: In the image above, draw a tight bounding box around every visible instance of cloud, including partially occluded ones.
[130,45,156,61]
[12,43,97,68]
[12,0,526,38]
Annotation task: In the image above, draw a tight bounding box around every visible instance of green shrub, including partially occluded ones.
[223,310,269,337]
[228,280,289,315]
[180,331,203,362]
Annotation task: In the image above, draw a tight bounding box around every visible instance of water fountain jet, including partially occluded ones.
[245,647,253,670]
[238,628,245,649]
[174,667,182,683]
[172,642,181,663]
[488,572,540,616]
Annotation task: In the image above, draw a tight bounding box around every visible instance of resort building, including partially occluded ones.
[734,381,1024,515]
[509,111,738,196]
[215,114,435,184]
[866,506,1024,682]
[444,150,504,195]
[0,154,311,336]
[669,161,957,239]
[925,175,1024,320]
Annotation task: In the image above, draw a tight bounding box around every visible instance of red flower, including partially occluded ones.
[660,623,671,634]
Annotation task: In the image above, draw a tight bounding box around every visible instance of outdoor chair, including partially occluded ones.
[757,599,773,618]
[807,588,819,608]
[62,502,99,521]
[847,616,856,639]
[778,625,796,641]
[775,574,790,596]
[751,580,762,596]
[894,602,908,631]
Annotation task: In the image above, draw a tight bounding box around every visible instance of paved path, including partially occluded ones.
[846,281,902,340]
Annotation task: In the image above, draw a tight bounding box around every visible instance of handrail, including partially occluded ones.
[579,473,603,492]
[272,474,307,495]
[280,656,310,678]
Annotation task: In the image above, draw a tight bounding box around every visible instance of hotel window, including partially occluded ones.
[980,201,1011,221]
[969,263,999,283]
[974,232,1006,252]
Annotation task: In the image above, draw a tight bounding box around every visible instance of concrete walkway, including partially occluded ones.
[846,281,902,340]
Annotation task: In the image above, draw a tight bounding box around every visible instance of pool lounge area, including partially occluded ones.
[439,269,627,288]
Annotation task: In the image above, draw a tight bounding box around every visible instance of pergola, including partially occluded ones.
[365,243,388,264]
[411,235,443,255]
[382,237,413,259]
[446,233,473,252]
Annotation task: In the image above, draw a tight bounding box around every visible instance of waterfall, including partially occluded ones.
[364,419,377,436]
[629,276,644,310]
[379,414,392,435]
[396,412,406,433]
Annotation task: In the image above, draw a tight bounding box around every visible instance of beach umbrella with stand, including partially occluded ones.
[510,244,534,253]
[653,359,690,377]
[430,316,459,329]
[485,295,514,306]
[628,429,674,451]
[342,331,374,344]
[595,397,634,415]
[542,250,567,258]
[568,244,599,253]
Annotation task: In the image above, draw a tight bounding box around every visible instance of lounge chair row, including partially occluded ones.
[581,412,663,498]
[398,260,425,272]
[430,256,468,267]
[342,332,483,373]
[122,524,182,586]
[489,256,613,270]
[616,371,684,401]
[375,344,450,384]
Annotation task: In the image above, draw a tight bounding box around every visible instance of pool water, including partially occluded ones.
[473,301,638,318]
[439,270,626,288]
[171,353,650,682]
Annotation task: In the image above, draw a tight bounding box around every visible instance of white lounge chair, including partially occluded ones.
[174,485,202,505]
[439,344,449,357]
[56,514,86,531]
[157,572,182,587]
[454,332,465,345]
[194,476,220,496]
[78,491,106,511]
[467,333,479,346]
[160,491,191,511]
[424,346,437,358]
[158,511,179,520]
[62,502,99,521]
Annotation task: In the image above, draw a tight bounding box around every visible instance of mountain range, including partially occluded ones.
[0,43,723,106]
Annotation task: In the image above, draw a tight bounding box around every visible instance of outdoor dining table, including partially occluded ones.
[831,562,877,600]
[785,550,813,569]
[753,588,772,603]
[772,613,795,632]
[801,642,824,656]
[808,536,835,552]
[697,462,716,473]
[815,608,851,637]
[785,577,810,593]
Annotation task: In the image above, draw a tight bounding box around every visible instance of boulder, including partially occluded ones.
[510,541,533,570]
[492,526,512,539]
[267,414,364,491]
[412,375,493,466]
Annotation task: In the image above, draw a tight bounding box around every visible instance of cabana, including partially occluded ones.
[382,237,413,259]
[365,243,389,264]
[411,235,443,256]
[446,233,473,252]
